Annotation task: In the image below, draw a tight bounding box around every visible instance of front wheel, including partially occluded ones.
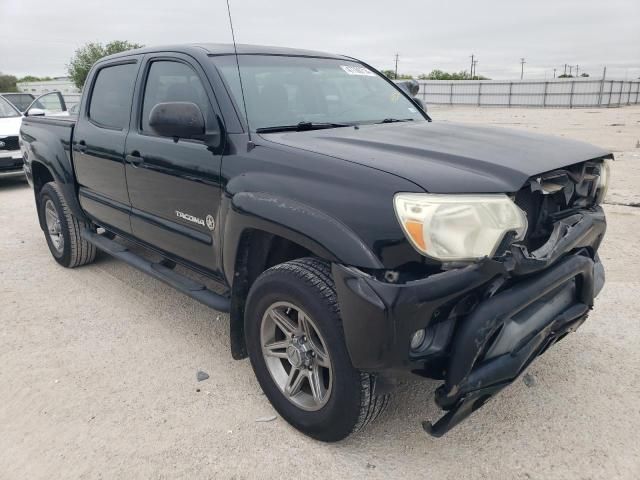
[245,257,389,441]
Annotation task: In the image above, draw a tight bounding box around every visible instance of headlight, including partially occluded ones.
[394,193,528,261]
[595,159,611,205]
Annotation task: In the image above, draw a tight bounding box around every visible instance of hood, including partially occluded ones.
[0,116,23,137]
[260,121,610,193]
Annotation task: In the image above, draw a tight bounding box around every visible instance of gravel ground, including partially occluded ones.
[1,106,639,479]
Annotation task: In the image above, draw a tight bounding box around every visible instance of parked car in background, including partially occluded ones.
[0,95,24,177]
[1,92,70,179]
[23,91,69,117]
[1,92,36,113]
[68,103,80,115]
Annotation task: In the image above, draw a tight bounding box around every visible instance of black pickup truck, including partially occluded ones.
[20,44,611,441]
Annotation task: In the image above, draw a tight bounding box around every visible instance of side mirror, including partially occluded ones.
[412,97,427,112]
[396,79,420,97]
[26,108,46,117]
[149,102,205,139]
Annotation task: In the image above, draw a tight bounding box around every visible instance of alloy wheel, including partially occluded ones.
[260,301,333,411]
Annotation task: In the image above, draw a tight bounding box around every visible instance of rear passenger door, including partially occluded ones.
[73,58,141,234]
[124,54,225,275]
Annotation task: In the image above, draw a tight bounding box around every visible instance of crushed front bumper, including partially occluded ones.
[333,207,606,436]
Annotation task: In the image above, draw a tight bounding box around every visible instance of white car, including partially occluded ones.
[1,92,69,178]
[0,96,24,177]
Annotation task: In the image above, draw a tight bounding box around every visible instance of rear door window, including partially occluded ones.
[89,63,138,129]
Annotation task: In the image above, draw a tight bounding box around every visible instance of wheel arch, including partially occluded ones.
[227,228,314,359]
[221,192,383,360]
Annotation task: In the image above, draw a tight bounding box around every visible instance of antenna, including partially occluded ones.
[225,0,252,142]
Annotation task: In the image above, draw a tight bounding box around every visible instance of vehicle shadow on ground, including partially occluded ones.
[0,176,29,191]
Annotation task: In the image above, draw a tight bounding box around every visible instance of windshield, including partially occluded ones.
[0,96,21,118]
[213,55,425,131]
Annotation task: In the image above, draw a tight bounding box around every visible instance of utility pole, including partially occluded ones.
[473,60,478,79]
[394,53,399,79]
[576,64,579,77]
[569,65,573,77]
[563,64,568,76]
[469,54,475,79]
[553,68,557,78]
[520,58,526,80]
[602,66,607,80]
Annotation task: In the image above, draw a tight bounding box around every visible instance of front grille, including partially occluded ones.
[515,160,603,251]
[0,136,19,151]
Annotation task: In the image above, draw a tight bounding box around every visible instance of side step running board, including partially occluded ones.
[82,230,230,313]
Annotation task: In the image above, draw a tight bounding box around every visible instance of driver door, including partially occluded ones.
[124,54,225,275]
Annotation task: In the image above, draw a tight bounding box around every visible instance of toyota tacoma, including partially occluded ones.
[20,44,611,441]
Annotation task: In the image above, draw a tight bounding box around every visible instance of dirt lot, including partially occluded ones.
[1,106,639,479]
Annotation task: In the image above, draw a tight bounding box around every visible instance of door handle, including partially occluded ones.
[126,150,144,167]
[77,140,87,153]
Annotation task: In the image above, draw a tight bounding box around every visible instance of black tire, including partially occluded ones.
[245,257,389,442]
[39,182,96,268]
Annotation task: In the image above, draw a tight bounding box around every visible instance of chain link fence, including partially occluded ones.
[419,79,640,108]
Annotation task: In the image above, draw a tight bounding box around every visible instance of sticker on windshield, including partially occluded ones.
[340,65,376,76]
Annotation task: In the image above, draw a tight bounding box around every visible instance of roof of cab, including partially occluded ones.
[101,43,350,62]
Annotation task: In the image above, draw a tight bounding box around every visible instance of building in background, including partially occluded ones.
[16,77,81,106]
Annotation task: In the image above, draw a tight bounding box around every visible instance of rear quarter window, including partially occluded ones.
[88,63,138,129]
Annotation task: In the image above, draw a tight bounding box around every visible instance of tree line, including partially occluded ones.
[380,69,490,80]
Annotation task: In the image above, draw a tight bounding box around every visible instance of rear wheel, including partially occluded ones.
[245,257,389,441]
[39,182,96,268]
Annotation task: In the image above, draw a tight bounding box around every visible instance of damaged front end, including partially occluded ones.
[333,158,609,437]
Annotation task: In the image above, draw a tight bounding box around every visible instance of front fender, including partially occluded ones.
[222,191,383,284]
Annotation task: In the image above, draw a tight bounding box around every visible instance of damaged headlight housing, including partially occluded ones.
[394,193,528,261]
[595,159,611,205]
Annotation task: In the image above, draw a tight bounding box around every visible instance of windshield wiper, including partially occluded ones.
[378,118,414,124]
[256,121,351,133]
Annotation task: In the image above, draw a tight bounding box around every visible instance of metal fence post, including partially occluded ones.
[618,81,622,106]
[508,82,513,107]
[636,81,640,104]
[477,82,482,106]
[598,77,605,106]
[449,83,453,105]
[608,80,613,107]
[543,82,548,107]
[626,81,631,105]
[569,81,575,108]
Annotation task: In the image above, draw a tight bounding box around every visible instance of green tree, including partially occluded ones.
[0,73,18,92]
[380,69,414,80]
[67,40,143,89]
[419,69,489,80]
[17,75,53,83]
[580,72,589,77]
